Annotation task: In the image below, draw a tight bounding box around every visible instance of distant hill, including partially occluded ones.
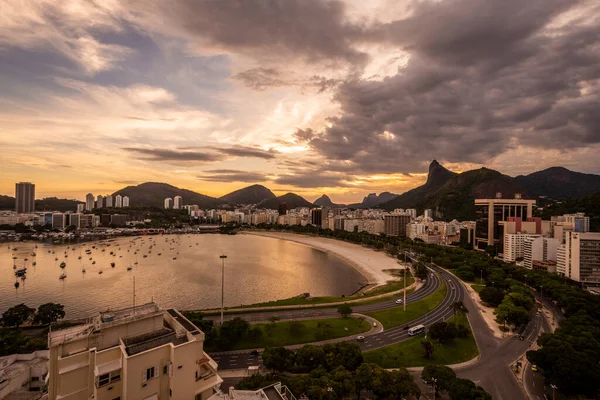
[112,182,219,208]
[379,160,457,210]
[349,192,397,208]
[258,193,314,210]
[219,184,276,205]
[0,196,82,212]
[314,194,345,208]
[515,167,600,199]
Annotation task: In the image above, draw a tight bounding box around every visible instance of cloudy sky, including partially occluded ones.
[1,0,599,202]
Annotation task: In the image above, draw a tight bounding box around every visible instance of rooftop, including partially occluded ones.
[123,326,188,356]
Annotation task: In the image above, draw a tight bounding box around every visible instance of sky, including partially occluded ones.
[1,0,599,203]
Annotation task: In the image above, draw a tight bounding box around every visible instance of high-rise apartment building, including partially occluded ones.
[384,214,411,237]
[523,236,560,269]
[122,196,130,207]
[311,208,322,226]
[278,202,287,216]
[164,198,173,209]
[76,203,85,213]
[556,232,600,284]
[79,214,94,229]
[564,213,590,233]
[52,213,65,230]
[115,195,123,208]
[174,196,183,209]
[96,195,104,209]
[474,195,535,251]
[70,213,81,229]
[503,233,541,262]
[86,193,95,211]
[47,303,222,400]
[105,195,113,208]
[15,182,35,214]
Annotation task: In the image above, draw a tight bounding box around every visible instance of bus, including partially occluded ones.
[408,324,426,336]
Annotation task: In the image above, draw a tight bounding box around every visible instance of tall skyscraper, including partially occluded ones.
[164,198,173,209]
[115,194,123,208]
[174,196,182,209]
[105,195,113,208]
[15,182,35,214]
[85,193,95,211]
[384,214,411,237]
[96,195,104,209]
[122,196,130,207]
[76,203,85,213]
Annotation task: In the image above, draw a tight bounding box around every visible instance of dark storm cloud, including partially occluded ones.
[124,145,276,163]
[123,148,225,163]
[213,146,277,160]
[301,0,600,176]
[232,67,343,92]
[199,169,269,183]
[135,0,368,66]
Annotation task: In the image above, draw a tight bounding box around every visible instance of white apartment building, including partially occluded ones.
[556,232,600,284]
[122,196,130,207]
[564,213,590,233]
[52,213,65,231]
[105,195,113,208]
[115,195,123,208]
[503,233,541,263]
[164,198,173,209]
[77,203,85,213]
[173,196,183,210]
[358,219,385,235]
[96,195,104,209]
[523,236,560,269]
[408,223,427,241]
[85,194,95,212]
[47,303,222,400]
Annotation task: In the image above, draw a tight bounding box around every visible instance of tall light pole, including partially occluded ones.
[480,269,483,284]
[404,250,407,312]
[550,384,558,400]
[220,254,227,326]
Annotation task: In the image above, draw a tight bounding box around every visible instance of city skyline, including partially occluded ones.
[1,0,599,203]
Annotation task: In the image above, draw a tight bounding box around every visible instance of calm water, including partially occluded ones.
[0,234,366,318]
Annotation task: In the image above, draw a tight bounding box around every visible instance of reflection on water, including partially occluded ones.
[0,234,366,318]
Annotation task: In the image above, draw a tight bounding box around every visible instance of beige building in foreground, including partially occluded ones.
[47,303,222,400]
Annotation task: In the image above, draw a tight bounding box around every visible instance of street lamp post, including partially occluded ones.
[404,250,407,312]
[480,269,483,284]
[219,254,227,326]
[550,384,558,400]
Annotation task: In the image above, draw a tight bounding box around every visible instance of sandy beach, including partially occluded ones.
[244,231,401,286]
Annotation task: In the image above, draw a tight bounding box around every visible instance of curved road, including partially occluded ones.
[209,265,466,371]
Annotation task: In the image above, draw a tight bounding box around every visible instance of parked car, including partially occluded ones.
[395,299,403,304]
[356,335,365,342]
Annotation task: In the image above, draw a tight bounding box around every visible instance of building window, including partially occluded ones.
[143,366,159,383]
[163,365,168,374]
[97,370,121,388]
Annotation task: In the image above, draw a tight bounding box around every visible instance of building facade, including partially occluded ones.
[556,232,600,284]
[384,215,411,237]
[164,198,173,209]
[122,196,130,207]
[523,236,560,269]
[96,195,104,209]
[115,195,123,208]
[474,196,535,251]
[174,196,183,210]
[86,193,95,211]
[105,195,113,208]
[15,182,35,214]
[47,303,222,400]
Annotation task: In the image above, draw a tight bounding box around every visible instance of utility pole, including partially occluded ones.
[404,258,407,312]
[550,384,557,400]
[220,254,227,326]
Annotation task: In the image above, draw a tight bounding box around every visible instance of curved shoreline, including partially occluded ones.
[243,231,399,287]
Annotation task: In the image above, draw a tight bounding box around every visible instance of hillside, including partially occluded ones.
[0,196,82,212]
[219,184,275,205]
[379,160,457,210]
[537,192,600,231]
[314,194,345,208]
[112,182,219,208]
[349,192,397,208]
[515,167,600,199]
[258,193,314,210]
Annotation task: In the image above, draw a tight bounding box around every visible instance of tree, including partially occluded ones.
[422,365,457,392]
[330,366,356,398]
[429,321,457,343]
[337,304,353,318]
[414,262,429,280]
[322,341,363,371]
[295,345,325,371]
[2,304,35,328]
[494,299,530,327]
[33,303,65,325]
[479,286,505,307]
[452,301,468,315]
[355,363,382,398]
[380,368,421,400]
[261,347,294,372]
[449,378,492,400]
[421,339,435,359]
[235,373,279,390]
[219,317,249,345]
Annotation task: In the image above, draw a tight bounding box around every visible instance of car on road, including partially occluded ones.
[403,325,410,330]
[531,364,538,372]
[249,350,259,356]
[395,299,403,304]
[372,322,378,327]
[356,335,365,342]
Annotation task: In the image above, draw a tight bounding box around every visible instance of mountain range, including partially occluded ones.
[2,162,600,218]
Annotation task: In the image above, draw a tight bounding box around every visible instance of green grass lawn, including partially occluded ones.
[199,274,416,314]
[365,278,447,329]
[207,317,371,351]
[470,284,486,294]
[363,313,479,368]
